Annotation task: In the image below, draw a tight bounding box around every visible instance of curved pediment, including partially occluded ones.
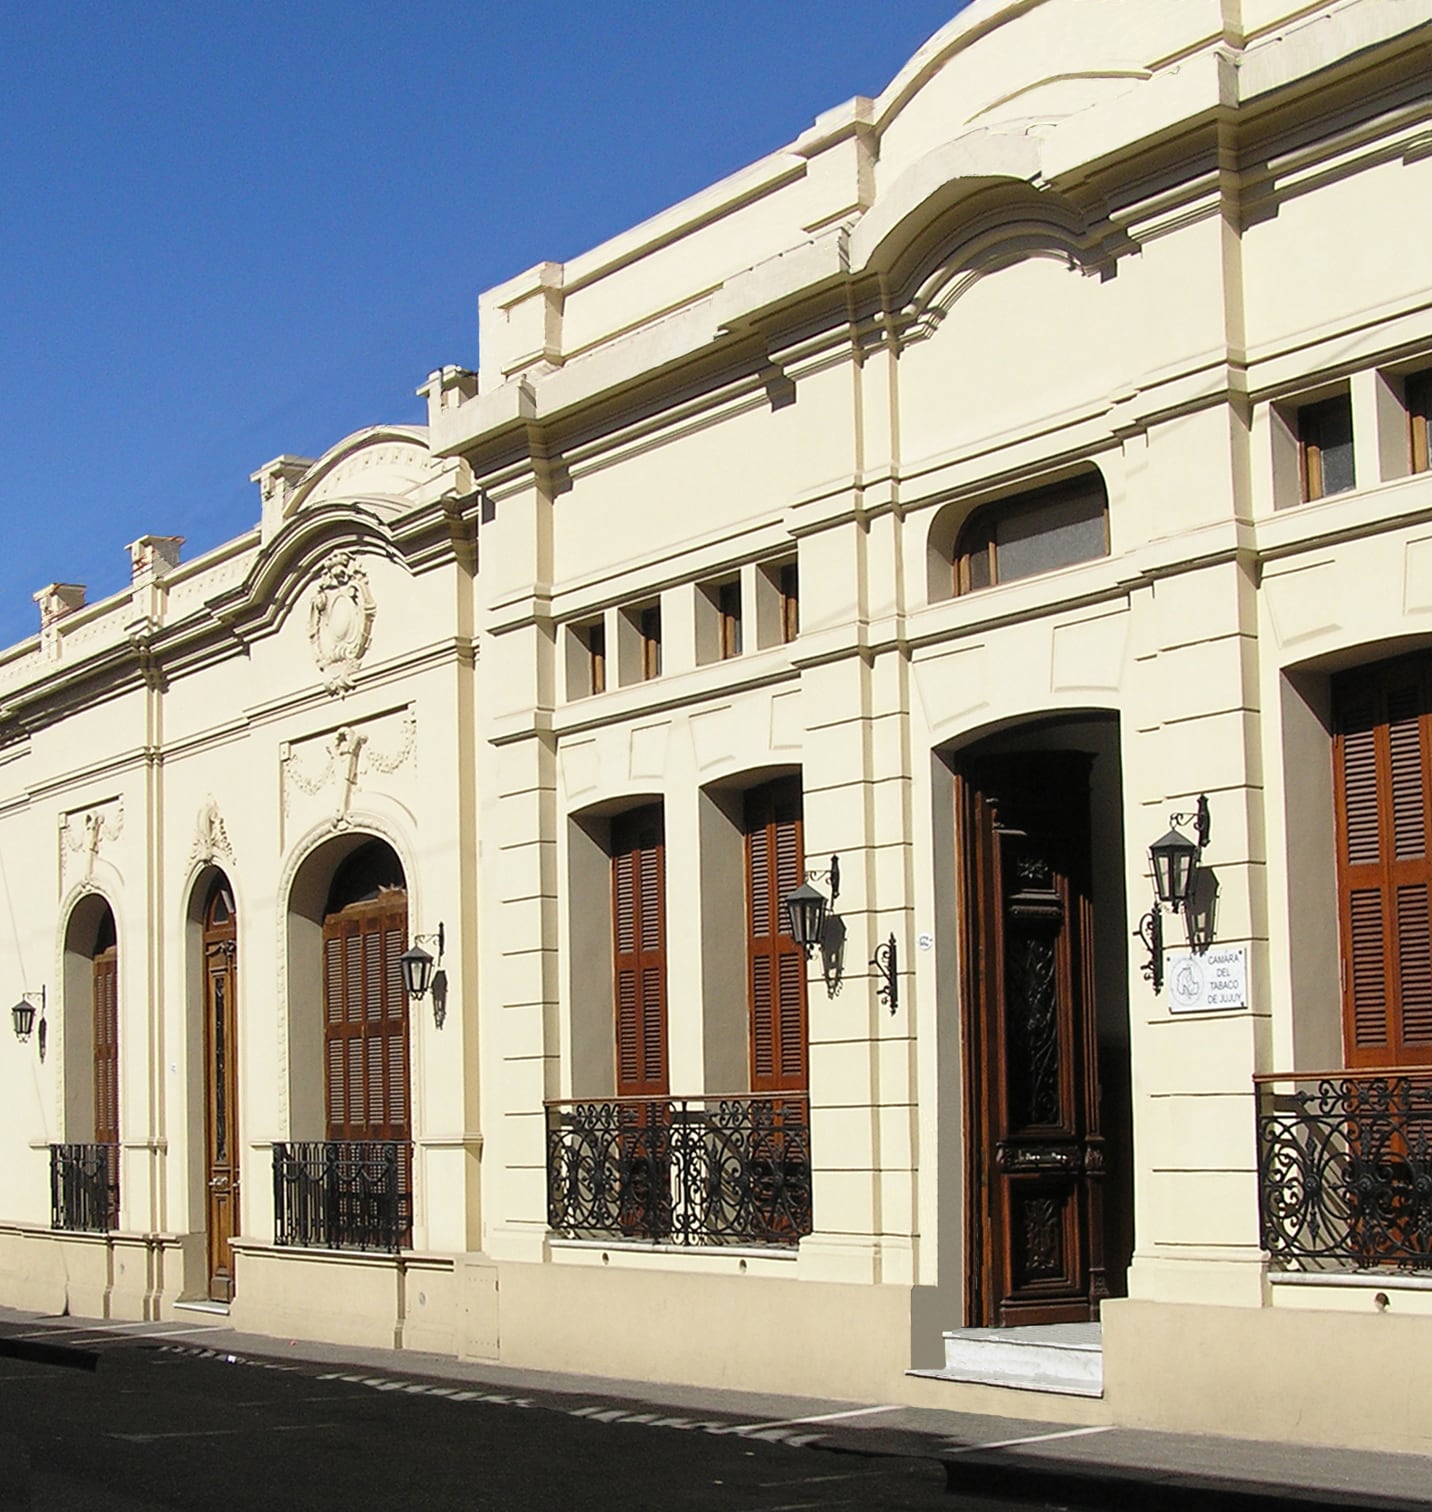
[254,426,433,542]
[870,0,1170,195]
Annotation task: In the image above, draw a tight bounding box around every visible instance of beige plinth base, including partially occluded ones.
[0,1225,183,1322]
[227,1242,458,1355]
[489,1258,919,1401]
[1101,1296,1432,1455]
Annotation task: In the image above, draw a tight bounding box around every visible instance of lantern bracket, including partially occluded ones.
[1168,794,1211,851]
[1134,907,1164,994]
[870,933,899,1016]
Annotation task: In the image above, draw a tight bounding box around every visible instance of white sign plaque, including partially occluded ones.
[1166,946,1248,1013]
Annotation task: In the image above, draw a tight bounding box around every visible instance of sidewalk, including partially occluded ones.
[0,1303,1427,1510]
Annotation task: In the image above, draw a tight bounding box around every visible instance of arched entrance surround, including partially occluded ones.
[282,829,414,1249]
[943,712,1132,1328]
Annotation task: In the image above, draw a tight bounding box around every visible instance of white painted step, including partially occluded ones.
[924,1321,1103,1397]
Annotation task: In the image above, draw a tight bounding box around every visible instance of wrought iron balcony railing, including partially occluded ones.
[50,1143,119,1234]
[1256,1070,1432,1271]
[545,1094,813,1248]
[272,1141,412,1254]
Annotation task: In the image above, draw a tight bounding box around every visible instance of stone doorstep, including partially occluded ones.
[912,1322,1104,1398]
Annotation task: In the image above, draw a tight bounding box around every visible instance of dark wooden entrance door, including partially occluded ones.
[203,882,239,1303]
[958,752,1107,1327]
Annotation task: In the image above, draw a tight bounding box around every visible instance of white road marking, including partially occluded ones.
[719,1403,903,1434]
[944,1424,1114,1455]
[5,1328,109,1342]
[109,1423,342,1443]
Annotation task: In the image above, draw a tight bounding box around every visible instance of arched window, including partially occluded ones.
[954,471,1108,596]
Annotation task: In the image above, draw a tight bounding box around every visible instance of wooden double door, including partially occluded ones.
[202,883,239,1303]
[958,752,1116,1328]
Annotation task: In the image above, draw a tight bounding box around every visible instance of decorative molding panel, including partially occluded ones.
[59,799,124,886]
[280,705,417,843]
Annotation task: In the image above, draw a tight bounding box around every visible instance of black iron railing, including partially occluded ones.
[272,1141,412,1254]
[50,1143,119,1233]
[545,1094,813,1247]
[1256,1070,1432,1270]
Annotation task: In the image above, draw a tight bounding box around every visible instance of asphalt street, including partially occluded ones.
[0,1325,1037,1512]
[2,1315,1429,1511]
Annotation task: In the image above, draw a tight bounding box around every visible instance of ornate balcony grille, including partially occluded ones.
[50,1144,120,1233]
[545,1094,813,1247]
[272,1141,411,1254]
[1256,1071,1432,1270]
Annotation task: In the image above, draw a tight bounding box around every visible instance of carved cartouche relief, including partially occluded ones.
[308,551,376,693]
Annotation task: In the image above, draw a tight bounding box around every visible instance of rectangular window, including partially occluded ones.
[718,579,742,660]
[1299,395,1355,501]
[1409,371,1431,476]
[640,604,662,681]
[779,562,799,644]
[566,617,606,699]
[588,621,606,695]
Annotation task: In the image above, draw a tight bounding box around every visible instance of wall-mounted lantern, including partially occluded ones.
[11,988,43,1044]
[1136,796,1211,993]
[783,855,839,960]
[400,923,446,1025]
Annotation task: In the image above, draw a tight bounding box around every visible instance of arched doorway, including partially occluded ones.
[951,715,1132,1327]
[201,876,238,1301]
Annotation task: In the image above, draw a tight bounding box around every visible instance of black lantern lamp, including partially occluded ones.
[783,881,828,958]
[11,988,43,1044]
[400,923,445,1004]
[783,856,840,961]
[1149,827,1200,912]
[1136,796,1211,993]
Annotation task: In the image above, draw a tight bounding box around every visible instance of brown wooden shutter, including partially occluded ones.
[93,944,120,1146]
[322,896,411,1139]
[1334,657,1432,1067]
[746,778,809,1092]
[612,807,668,1098]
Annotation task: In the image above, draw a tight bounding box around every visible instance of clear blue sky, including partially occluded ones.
[0,3,968,652]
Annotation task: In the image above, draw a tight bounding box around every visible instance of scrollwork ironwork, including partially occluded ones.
[272,1140,411,1253]
[51,1144,119,1233]
[1256,1072,1432,1271]
[545,1094,813,1247]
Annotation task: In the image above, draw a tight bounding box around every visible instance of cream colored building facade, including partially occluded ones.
[4,0,1432,1454]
